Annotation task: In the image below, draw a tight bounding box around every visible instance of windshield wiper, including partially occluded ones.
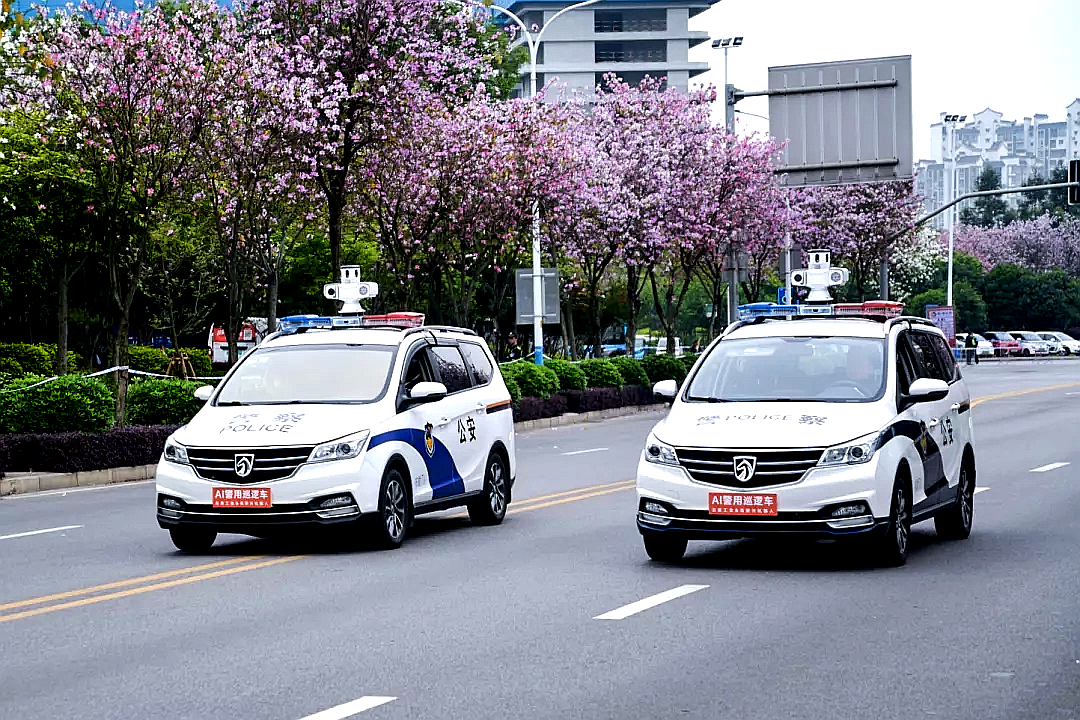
[215,401,249,406]
[687,396,731,402]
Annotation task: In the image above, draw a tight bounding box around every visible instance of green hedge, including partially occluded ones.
[0,357,22,378]
[500,361,559,399]
[503,375,521,404]
[126,378,206,426]
[610,356,649,387]
[641,354,687,383]
[579,358,623,388]
[0,344,85,375]
[127,345,171,375]
[0,374,114,433]
[543,358,587,391]
[680,354,700,376]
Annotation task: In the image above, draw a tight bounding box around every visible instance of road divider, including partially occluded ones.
[0,555,302,624]
[971,382,1080,408]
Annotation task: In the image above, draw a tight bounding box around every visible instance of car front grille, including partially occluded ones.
[186,446,315,484]
[674,447,824,489]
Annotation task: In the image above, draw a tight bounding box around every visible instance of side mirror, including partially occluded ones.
[193,385,214,402]
[906,378,949,403]
[408,381,447,403]
[653,379,678,401]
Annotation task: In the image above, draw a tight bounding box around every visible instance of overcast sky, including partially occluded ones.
[688,0,1080,160]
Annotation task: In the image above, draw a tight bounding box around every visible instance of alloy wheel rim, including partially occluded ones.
[895,487,909,554]
[489,462,506,516]
[385,478,405,539]
[960,469,973,529]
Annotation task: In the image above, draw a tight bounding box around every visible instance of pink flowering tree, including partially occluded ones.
[954,216,1080,275]
[28,0,219,422]
[792,180,921,300]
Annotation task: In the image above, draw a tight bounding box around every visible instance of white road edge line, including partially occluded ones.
[594,584,709,621]
[560,448,609,456]
[2,479,155,500]
[0,525,83,541]
[1030,462,1070,473]
[974,487,990,494]
[297,696,397,720]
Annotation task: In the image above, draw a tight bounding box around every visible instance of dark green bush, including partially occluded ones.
[0,344,53,375]
[127,346,170,374]
[610,356,649,386]
[579,358,624,388]
[503,374,521,404]
[680,354,700,375]
[126,379,206,426]
[500,361,559,398]
[0,374,114,433]
[0,357,22,378]
[544,358,587,391]
[641,354,687,383]
[167,348,213,378]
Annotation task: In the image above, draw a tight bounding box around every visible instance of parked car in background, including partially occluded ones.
[1038,331,1080,355]
[982,331,1022,357]
[1008,331,1051,356]
[955,332,994,358]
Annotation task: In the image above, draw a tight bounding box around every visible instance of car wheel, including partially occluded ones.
[875,476,910,567]
[1023,348,1031,356]
[468,452,508,526]
[642,531,687,562]
[169,527,217,553]
[373,466,410,549]
[935,461,974,540]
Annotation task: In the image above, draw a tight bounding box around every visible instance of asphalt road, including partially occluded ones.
[1,360,1079,720]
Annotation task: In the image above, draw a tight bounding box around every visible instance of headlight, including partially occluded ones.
[309,430,370,463]
[644,435,680,466]
[819,432,880,467]
[163,439,189,465]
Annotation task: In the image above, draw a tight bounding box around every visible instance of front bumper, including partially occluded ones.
[636,451,894,541]
[157,498,363,534]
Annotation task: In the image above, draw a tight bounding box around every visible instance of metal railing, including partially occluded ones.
[594,18,667,32]
[594,49,667,63]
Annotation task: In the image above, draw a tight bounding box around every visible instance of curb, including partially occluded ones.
[1,464,155,498]
[0,404,667,497]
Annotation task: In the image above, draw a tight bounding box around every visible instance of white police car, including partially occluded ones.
[636,253,976,566]
[156,272,515,552]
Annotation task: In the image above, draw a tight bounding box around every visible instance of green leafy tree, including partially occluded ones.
[959,167,1016,228]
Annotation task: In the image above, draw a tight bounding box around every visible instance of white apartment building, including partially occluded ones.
[495,0,718,97]
[915,100,1080,228]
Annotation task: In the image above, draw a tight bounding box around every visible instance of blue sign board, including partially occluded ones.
[777,287,788,304]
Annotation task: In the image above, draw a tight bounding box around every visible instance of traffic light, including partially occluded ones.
[1070,159,1080,206]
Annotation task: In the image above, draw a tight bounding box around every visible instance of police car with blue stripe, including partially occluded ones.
[156,267,515,552]
[637,251,976,566]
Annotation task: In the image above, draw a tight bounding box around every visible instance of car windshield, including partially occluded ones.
[1015,332,1041,341]
[686,336,886,403]
[973,334,988,342]
[214,344,395,405]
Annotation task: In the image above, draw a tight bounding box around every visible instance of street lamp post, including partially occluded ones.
[943,113,966,308]
[711,36,743,133]
[465,0,601,364]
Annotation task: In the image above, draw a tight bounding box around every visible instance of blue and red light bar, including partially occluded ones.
[737,301,903,321]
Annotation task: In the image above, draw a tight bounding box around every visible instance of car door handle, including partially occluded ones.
[950,403,961,411]
[475,402,487,413]
[436,417,452,427]
[927,417,940,428]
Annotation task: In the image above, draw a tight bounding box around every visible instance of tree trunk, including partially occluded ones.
[57,263,69,376]
[267,266,279,335]
[563,291,577,360]
[625,266,641,357]
[113,316,130,427]
[590,288,603,360]
[328,193,344,282]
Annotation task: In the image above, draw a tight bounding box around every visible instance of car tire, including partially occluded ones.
[468,451,508,526]
[875,476,911,567]
[1023,348,1031,356]
[935,460,974,540]
[373,466,410,549]
[169,527,217,553]
[642,531,687,562]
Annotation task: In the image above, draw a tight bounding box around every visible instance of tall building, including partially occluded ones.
[914,100,1080,229]
[495,0,718,97]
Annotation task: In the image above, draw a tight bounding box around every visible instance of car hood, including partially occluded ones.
[173,404,383,448]
[653,400,896,449]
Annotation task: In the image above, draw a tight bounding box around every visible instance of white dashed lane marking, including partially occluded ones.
[1030,462,1070,473]
[0,525,83,541]
[560,447,609,456]
[974,487,990,494]
[296,696,397,720]
[594,585,709,621]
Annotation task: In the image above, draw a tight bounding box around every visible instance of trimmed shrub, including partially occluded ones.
[500,360,559,398]
[512,394,568,423]
[127,379,205,426]
[0,374,115,434]
[0,344,53,376]
[0,424,180,474]
[641,354,687,383]
[503,375,521,404]
[544,357,587,392]
[610,356,649,387]
[679,353,700,376]
[620,384,655,406]
[127,345,170,375]
[579,358,623,388]
[0,357,22,378]
[579,387,623,412]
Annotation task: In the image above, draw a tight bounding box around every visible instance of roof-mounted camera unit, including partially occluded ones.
[323,265,379,314]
